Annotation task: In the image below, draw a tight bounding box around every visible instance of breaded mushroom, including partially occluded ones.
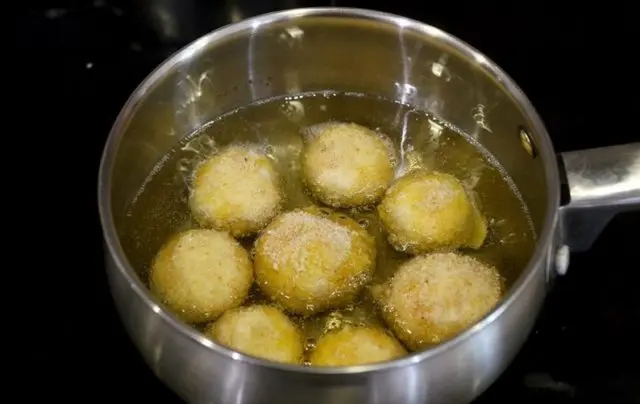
[310,325,407,366]
[150,229,253,323]
[206,305,303,364]
[254,206,376,316]
[372,252,503,350]
[189,144,283,238]
[377,170,487,254]
[302,122,395,208]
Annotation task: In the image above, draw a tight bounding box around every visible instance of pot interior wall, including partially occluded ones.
[107,14,549,277]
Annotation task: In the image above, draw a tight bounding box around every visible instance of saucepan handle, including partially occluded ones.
[558,142,639,253]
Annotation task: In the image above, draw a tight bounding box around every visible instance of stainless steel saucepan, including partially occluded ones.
[98,8,639,404]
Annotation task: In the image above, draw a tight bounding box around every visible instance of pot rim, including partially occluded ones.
[98,7,560,375]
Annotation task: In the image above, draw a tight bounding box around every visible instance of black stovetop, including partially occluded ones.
[17,1,638,402]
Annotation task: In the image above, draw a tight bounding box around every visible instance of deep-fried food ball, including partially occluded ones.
[302,122,395,208]
[206,305,303,364]
[189,144,283,237]
[310,325,407,366]
[372,252,503,350]
[377,170,487,253]
[254,206,376,315]
[150,229,253,323]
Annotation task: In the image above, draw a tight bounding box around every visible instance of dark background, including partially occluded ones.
[15,1,638,402]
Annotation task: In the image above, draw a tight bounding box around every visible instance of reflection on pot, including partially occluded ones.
[134,0,333,44]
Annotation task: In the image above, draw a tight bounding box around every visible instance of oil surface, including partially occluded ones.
[120,92,536,353]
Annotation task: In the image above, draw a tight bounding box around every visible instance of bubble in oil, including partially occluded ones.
[357,218,370,229]
[181,134,217,156]
[354,205,375,214]
[396,147,427,178]
[324,312,343,332]
[500,233,517,245]
[263,144,276,161]
[280,99,305,123]
[176,155,205,187]
[304,337,317,351]
[463,165,484,190]
[264,143,303,166]
[301,121,338,142]
[427,118,444,143]
[318,208,331,216]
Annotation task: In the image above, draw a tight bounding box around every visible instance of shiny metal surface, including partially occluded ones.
[97,8,636,404]
[560,143,640,252]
